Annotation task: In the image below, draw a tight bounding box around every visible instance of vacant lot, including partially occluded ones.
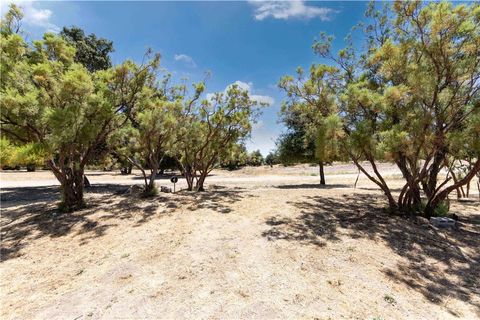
[1,164,479,319]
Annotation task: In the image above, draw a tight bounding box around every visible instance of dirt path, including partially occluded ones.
[1,165,479,319]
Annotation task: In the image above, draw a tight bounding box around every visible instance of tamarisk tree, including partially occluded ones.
[0,6,159,210]
[279,65,343,184]
[110,97,182,196]
[176,83,263,191]
[313,1,480,216]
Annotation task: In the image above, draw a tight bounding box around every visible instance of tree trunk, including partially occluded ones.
[60,169,85,212]
[184,168,194,191]
[450,169,464,199]
[319,161,325,185]
[423,149,445,198]
[350,155,398,212]
[143,162,159,196]
[425,159,480,217]
[395,155,422,211]
[196,173,207,191]
[144,181,155,195]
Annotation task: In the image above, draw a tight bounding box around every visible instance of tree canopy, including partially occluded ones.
[60,26,114,72]
[279,0,480,216]
[176,83,263,191]
[278,64,344,184]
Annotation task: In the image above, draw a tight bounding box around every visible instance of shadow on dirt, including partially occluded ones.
[262,193,480,311]
[0,183,247,262]
[179,185,255,214]
[275,183,350,190]
[130,172,216,181]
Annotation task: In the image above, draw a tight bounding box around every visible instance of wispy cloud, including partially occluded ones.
[1,1,60,33]
[248,0,334,21]
[174,53,197,68]
[207,81,275,106]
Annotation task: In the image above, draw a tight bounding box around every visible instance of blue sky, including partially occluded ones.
[2,1,369,155]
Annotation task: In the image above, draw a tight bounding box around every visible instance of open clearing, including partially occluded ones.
[1,164,479,319]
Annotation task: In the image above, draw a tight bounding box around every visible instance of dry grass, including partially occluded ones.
[1,165,479,319]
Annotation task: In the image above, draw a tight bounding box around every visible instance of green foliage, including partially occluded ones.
[109,91,182,191]
[0,138,15,167]
[433,201,450,217]
[176,82,263,190]
[1,5,158,210]
[60,26,114,72]
[278,63,343,170]
[247,150,264,166]
[220,143,248,170]
[141,184,158,198]
[276,128,315,165]
[306,0,480,214]
[11,143,47,167]
[265,151,279,166]
[0,3,23,36]
[159,155,179,172]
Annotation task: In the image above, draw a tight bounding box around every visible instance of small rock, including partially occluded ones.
[430,217,457,228]
[160,186,172,193]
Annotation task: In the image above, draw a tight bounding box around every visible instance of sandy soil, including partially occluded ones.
[1,164,479,319]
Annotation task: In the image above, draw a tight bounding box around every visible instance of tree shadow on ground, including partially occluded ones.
[0,183,246,262]
[262,193,480,311]
[275,183,350,190]
[357,186,407,193]
[131,172,216,181]
[179,185,254,214]
[84,171,122,176]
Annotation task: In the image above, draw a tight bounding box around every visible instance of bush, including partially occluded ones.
[265,152,279,166]
[416,200,450,217]
[12,143,46,169]
[433,201,450,217]
[0,138,14,167]
[141,185,158,197]
[246,150,264,166]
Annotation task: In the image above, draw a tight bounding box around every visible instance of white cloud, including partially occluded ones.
[174,54,197,68]
[248,0,334,21]
[245,123,279,155]
[252,94,275,106]
[232,80,253,92]
[1,1,60,33]
[207,80,274,106]
[230,81,275,105]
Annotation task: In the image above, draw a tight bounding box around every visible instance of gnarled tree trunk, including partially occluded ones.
[195,172,207,191]
[61,177,84,211]
[424,159,480,218]
[47,159,86,212]
[183,165,195,191]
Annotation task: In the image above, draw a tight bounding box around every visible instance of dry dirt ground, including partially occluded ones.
[1,164,479,319]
